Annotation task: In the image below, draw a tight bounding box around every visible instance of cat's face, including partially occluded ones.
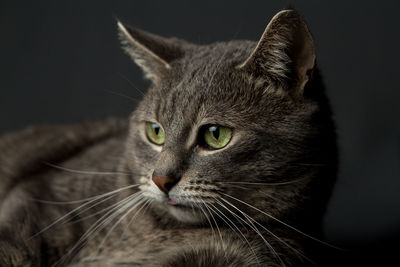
[121,10,337,225]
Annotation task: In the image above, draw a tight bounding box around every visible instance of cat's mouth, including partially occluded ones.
[140,183,210,223]
[166,197,192,210]
[167,198,179,206]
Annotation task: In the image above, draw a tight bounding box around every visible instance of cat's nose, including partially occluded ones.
[152,174,179,194]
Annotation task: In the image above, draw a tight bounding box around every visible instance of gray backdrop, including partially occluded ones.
[1,0,399,265]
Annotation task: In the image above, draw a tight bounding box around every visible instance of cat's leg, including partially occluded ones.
[157,229,303,267]
[0,190,45,266]
[158,238,267,267]
[0,185,81,266]
[160,246,258,267]
[0,223,42,266]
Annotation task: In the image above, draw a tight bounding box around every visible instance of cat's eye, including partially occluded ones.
[202,125,232,149]
[145,122,165,145]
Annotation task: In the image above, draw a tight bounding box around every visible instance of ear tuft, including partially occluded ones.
[238,10,315,95]
[117,21,186,84]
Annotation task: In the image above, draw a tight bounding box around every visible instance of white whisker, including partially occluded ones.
[66,192,143,225]
[215,197,285,267]
[196,202,218,245]
[117,72,146,96]
[207,203,260,266]
[30,184,140,239]
[103,88,141,102]
[219,178,305,186]
[119,198,152,240]
[221,192,341,250]
[96,195,146,253]
[200,199,227,260]
[54,192,142,266]
[43,162,139,176]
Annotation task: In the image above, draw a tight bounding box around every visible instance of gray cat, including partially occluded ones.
[0,9,337,266]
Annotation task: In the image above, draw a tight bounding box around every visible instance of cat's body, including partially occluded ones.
[0,10,337,266]
[0,119,303,266]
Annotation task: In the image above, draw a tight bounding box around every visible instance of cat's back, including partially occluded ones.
[0,118,128,200]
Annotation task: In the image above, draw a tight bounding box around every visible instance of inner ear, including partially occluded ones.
[238,10,315,96]
[117,21,189,84]
[287,19,315,93]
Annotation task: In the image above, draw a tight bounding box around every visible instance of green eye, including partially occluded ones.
[203,125,232,149]
[146,122,165,145]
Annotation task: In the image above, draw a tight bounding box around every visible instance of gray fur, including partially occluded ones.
[0,10,337,266]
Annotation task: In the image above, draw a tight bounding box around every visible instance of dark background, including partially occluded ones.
[1,0,399,265]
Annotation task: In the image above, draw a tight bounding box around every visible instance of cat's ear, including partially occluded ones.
[238,10,315,96]
[117,21,186,84]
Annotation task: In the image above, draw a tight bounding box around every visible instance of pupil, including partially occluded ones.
[210,126,219,139]
[153,125,160,135]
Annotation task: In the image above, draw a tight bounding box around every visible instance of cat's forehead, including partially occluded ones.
[136,39,303,132]
[178,41,255,86]
[149,42,267,119]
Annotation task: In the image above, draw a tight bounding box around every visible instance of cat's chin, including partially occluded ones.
[147,197,206,224]
[167,205,204,224]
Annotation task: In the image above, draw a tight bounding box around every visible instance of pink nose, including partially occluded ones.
[152,174,178,194]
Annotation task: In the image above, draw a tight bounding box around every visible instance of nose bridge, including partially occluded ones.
[151,119,193,194]
[154,146,187,178]
[152,147,188,194]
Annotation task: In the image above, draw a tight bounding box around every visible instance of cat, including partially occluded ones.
[0,9,337,266]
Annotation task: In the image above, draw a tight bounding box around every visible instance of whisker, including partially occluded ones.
[207,203,260,266]
[43,162,143,177]
[200,199,224,247]
[55,192,142,266]
[214,197,285,267]
[221,192,342,250]
[196,202,217,246]
[200,199,227,260]
[218,185,286,204]
[119,198,152,240]
[255,190,286,204]
[31,184,140,205]
[218,178,306,186]
[86,193,143,241]
[210,196,247,232]
[65,192,143,225]
[30,184,140,239]
[218,197,312,266]
[103,88,141,102]
[62,194,126,225]
[96,195,146,253]
[117,72,146,96]
[219,184,249,191]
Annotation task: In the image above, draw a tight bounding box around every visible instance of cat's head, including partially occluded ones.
[120,10,337,227]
